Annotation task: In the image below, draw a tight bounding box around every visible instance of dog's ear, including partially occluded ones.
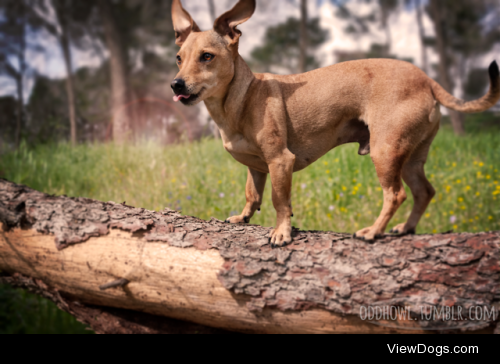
[214,0,256,44]
[172,0,201,47]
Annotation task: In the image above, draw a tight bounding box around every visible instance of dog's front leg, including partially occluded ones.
[268,150,295,247]
[226,168,267,224]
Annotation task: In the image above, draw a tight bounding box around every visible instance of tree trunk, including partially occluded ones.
[415,0,428,73]
[14,75,23,149]
[207,0,216,24]
[98,0,131,143]
[299,0,308,73]
[381,8,392,57]
[205,0,220,140]
[55,3,77,145]
[429,0,465,136]
[14,5,27,150]
[0,179,498,334]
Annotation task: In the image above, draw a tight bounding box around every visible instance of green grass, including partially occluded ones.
[1,121,499,235]
[0,284,91,334]
[0,114,499,334]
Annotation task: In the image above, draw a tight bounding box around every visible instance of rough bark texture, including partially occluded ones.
[0,179,498,334]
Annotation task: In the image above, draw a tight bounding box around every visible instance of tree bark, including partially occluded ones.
[0,179,498,334]
[299,0,308,73]
[429,0,466,135]
[98,0,131,143]
[54,2,77,145]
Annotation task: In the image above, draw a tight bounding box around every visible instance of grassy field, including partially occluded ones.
[0,115,498,334]
[0,284,91,334]
[1,118,499,235]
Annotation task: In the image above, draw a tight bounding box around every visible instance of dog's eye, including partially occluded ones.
[201,53,214,62]
[176,55,181,64]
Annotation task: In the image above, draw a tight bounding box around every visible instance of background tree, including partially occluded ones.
[413,0,428,73]
[428,0,500,135]
[208,0,216,23]
[34,0,95,145]
[299,0,308,73]
[0,0,40,148]
[97,0,132,143]
[334,0,399,60]
[378,0,398,56]
[251,17,328,74]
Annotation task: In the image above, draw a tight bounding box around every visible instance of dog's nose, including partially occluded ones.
[171,79,186,93]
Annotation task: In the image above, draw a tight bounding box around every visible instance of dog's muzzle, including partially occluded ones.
[171,78,186,94]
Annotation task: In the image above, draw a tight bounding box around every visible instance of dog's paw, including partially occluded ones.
[269,225,292,248]
[225,215,250,224]
[389,223,416,235]
[353,226,384,243]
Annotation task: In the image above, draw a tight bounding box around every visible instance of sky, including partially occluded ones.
[0,0,499,103]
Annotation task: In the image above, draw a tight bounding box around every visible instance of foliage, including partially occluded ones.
[0,283,91,334]
[250,17,328,73]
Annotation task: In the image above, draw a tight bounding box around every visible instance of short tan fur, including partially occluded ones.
[171,0,500,246]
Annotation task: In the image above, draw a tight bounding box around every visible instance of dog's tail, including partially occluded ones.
[430,61,500,114]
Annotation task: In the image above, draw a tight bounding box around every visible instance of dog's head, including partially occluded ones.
[170,0,255,106]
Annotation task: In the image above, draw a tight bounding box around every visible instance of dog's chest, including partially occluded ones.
[222,133,269,173]
[223,135,250,154]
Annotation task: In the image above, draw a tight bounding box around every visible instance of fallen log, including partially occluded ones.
[0,179,498,334]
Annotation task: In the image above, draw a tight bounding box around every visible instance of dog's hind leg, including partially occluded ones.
[390,127,438,235]
[354,142,409,242]
[226,168,267,224]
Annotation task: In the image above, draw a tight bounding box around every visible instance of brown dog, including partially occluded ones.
[171,0,500,247]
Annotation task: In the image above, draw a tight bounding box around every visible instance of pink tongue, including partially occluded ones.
[173,95,190,102]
